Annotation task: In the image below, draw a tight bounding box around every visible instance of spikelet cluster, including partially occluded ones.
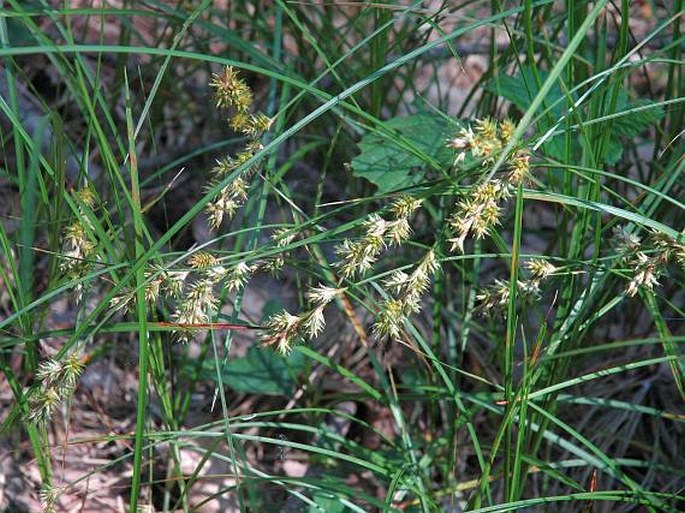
[448,118,529,179]
[260,195,427,351]
[170,252,255,342]
[39,484,68,513]
[260,284,346,354]
[475,258,557,317]
[446,118,531,254]
[109,250,265,342]
[60,186,99,300]
[373,249,440,340]
[206,66,272,230]
[652,230,685,270]
[447,180,510,254]
[26,352,86,425]
[106,70,278,342]
[108,235,291,344]
[110,265,188,314]
[263,227,299,276]
[612,226,685,297]
[335,195,423,278]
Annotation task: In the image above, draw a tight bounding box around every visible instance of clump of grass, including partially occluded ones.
[1,2,684,513]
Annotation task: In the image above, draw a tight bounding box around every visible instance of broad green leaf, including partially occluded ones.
[5,8,38,46]
[488,67,565,118]
[309,494,347,513]
[351,113,455,193]
[204,346,306,396]
[488,67,665,164]
[488,66,570,160]
[598,95,664,165]
[611,98,665,137]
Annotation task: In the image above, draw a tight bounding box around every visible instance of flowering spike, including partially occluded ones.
[307,284,345,307]
[372,298,406,341]
[526,259,556,281]
[260,310,303,354]
[188,251,219,270]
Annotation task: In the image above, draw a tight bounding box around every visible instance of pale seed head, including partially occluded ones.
[390,195,423,219]
[188,251,219,270]
[526,259,556,280]
[372,298,406,341]
[301,306,326,339]
[307,284,344,306]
